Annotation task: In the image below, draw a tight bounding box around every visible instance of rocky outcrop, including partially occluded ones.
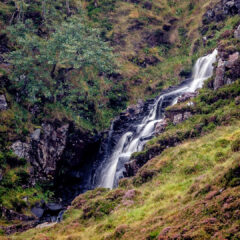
[11,141,30,160]
[177,92,198,103]
[30,122,69,179]
[234,25,240,40]
[10,120,101,203]
[155,119,168,135]
[202,0,240,25]
[214,51,240,90]
[0,94,8,110]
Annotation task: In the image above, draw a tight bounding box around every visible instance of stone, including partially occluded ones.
[31,207,44,218]
[35,222,57,229]
[31,129,41,141]
[11,141,30,160]
[183,112,192,121]
[155,119,168,135]
[46,203,63,212]
[225,52,239,68]
[177,92,198,103]
[0,94,7,110]
[173,113,183,125]
[234,25,240,40]
[29,122,69,179]
[214,58,225,90]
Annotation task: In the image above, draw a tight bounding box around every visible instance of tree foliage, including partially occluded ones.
[6,17,115,104]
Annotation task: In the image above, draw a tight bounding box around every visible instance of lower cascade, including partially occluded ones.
[93,49,218,189]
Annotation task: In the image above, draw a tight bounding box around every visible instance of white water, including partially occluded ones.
[95,49,218,189]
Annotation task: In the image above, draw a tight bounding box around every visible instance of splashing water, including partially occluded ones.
[94,49,218,189]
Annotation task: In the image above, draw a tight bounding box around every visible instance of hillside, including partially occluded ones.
[0,0,240,239]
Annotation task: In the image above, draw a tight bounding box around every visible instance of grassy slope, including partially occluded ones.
[8,117,240,240]
[0,0,240,237]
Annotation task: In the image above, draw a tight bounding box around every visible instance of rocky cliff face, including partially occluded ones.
[11,120,101,202]
[202,0,240,25]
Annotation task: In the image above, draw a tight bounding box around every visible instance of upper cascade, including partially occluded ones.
[93,49,218,189]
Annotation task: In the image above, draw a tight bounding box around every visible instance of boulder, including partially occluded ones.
[214,52,240,90]
[31,129,41,141]
[31,207,44,218]
[11,141,30,160]
[46,203,63,212]
[173,114,183,125]
[0,94,7,110]
[214,58,225,90]
[155,119,168,135]
[234,25,240,40]
[202,0,240,26]
[225,52,239,68]
[177,92,198,103]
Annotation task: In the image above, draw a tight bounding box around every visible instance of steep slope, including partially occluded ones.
[9,101,240,239]
[0,0,240,237]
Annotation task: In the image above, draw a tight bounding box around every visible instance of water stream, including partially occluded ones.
[93,49,218,189]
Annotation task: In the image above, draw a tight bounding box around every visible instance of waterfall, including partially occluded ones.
[94,49,218,189]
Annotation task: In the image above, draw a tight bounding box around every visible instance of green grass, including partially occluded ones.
[8,119,240,240]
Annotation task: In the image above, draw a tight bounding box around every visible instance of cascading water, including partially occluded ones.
[93,49,218,189]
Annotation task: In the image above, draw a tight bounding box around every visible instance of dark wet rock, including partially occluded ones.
[31,207,44,218]
[10,119,101,204]
[179,70,192,78]
[0,94,8,110]
[46,203,63,212]
[29,121,69,179]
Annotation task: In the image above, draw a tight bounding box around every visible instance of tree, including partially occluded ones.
[7,17,115,104]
